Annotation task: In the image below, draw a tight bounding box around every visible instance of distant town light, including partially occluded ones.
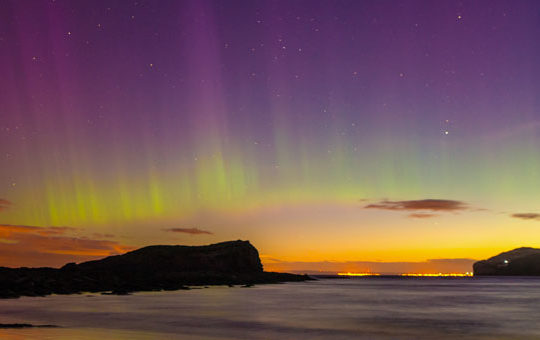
[401,272,473,277]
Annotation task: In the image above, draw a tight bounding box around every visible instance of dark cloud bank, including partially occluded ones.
[512,213,540,221]
[365,199,468,212]
[163,227,213,235]
[0,224,133,268]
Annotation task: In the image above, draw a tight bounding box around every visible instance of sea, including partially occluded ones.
[1,277,540,339]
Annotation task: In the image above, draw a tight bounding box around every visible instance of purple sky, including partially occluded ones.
[1,0,540,272]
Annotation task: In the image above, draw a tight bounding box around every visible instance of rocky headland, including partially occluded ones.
[473,247,540,276]
[0,240,310,298]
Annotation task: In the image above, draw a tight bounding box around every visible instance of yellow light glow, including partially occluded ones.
[336,272,474,277]
[400,272,473,277]
[337,272,381,276]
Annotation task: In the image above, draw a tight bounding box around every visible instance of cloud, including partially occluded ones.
[0,199,12,211]
[262,258,476,275]
[408,213,437,218]
[511,213,540,221]
[0,224,134,268]
[163,227,213,235]
[365,199,467,212]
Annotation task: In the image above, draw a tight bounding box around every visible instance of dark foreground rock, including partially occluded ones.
[473,247,540,276]
[0,324,58,328]
[0,240,310,298]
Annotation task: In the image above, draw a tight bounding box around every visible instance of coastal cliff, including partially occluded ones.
[473,247,540,276]
[0,240,309,298]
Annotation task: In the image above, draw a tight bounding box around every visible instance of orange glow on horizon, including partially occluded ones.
[337,272,380,276]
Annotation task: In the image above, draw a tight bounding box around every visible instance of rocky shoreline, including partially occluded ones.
[0,240,311,298]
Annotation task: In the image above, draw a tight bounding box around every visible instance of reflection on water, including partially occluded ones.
[1,277,540,339]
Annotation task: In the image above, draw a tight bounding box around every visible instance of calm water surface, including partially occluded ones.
[1,277,539,339]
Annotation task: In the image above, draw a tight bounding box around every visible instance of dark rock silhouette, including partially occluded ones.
[0,323,58,328]
[0,240,310,298]
[473,247,540,276]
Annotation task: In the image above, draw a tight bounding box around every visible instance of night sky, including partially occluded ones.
[1,0,540,272]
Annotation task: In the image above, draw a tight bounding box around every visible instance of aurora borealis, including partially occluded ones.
[1,0,540,272]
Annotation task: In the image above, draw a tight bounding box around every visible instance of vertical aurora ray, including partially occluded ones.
[1,0,540,267]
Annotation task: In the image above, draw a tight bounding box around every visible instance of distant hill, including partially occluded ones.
[473,247,540,276]
[0,240,309,298]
